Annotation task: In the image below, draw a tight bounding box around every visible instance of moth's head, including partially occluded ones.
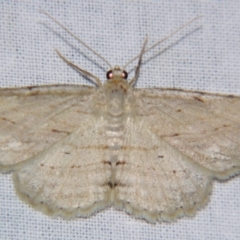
[104,66,131,91]
[106,66,128,82]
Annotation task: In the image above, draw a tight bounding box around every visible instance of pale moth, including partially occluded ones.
[0,12,240,223]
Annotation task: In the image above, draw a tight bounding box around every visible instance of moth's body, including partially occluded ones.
[99,67,131,150]
[94,67,135,194]
[1,13,240,223]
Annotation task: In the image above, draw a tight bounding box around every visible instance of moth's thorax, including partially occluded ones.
[105,80,129,116]
[103,79,130,149]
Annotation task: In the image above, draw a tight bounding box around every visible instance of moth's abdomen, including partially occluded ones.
[106,116,124,149]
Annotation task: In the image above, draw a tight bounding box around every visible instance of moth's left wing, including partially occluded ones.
[0,85,95,172]
[135,88,240,179]
[113,118,211,222]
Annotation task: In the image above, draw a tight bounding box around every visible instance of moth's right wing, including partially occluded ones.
[0,85,95,171]
[12,117,112,218]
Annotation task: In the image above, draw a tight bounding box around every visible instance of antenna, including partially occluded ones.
[123,16,202,70]
[41,10,112,69]
[129,36,148,86]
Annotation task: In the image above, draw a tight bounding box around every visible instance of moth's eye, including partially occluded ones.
[122,70,128,79]
[106,70,113,79]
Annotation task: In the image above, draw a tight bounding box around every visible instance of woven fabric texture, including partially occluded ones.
[0,1,240,239]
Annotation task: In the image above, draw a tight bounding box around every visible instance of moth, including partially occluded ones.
[0,12,239,223]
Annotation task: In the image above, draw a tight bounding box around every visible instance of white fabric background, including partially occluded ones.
[0,0,240,239]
